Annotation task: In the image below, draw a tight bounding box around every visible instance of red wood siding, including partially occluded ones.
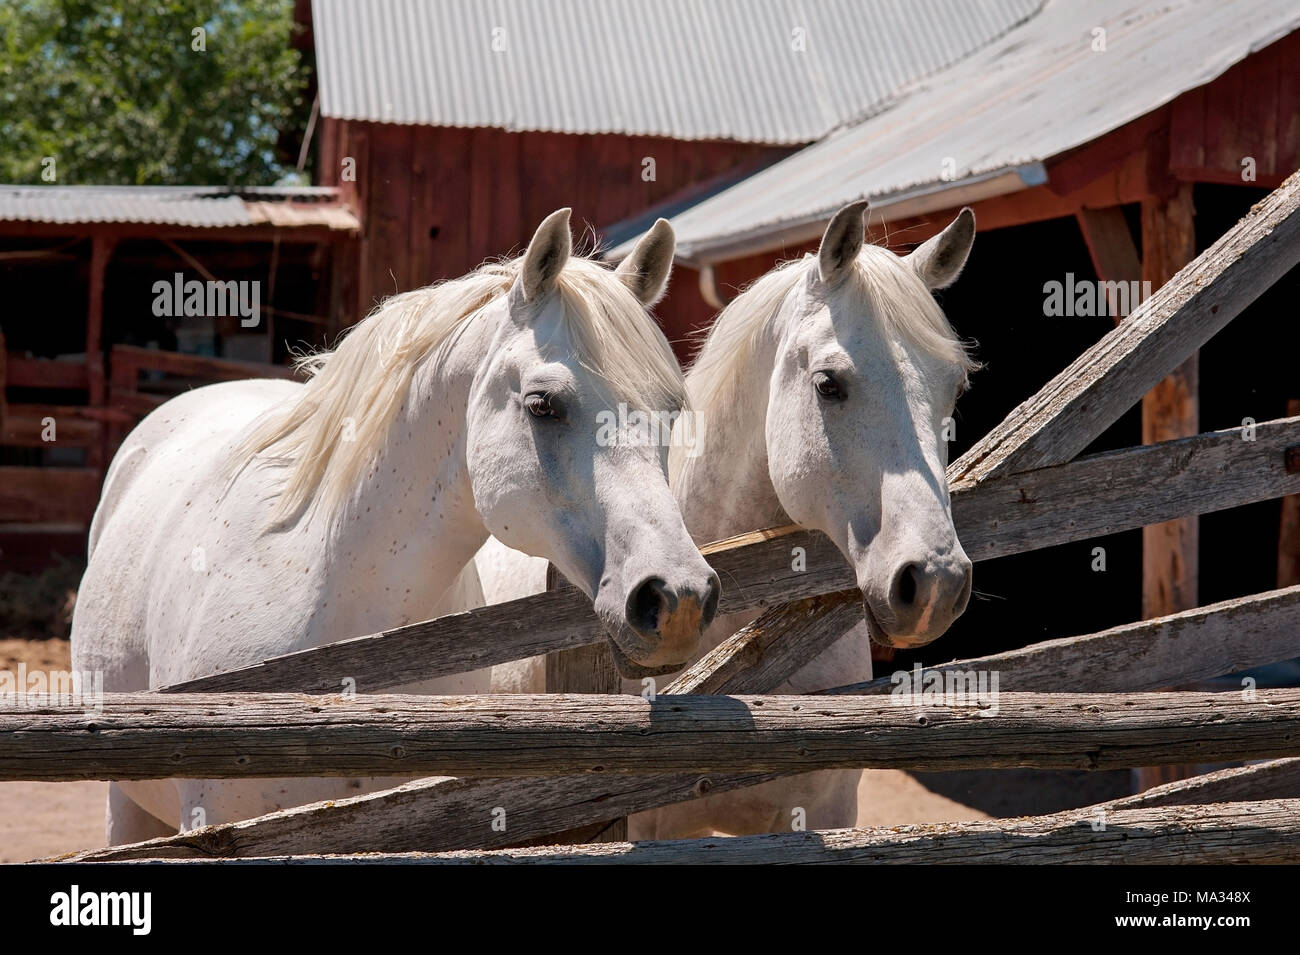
[1170,30,1300,188]
[318,118,787,348]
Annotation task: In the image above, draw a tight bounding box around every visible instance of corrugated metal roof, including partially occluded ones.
[619,0,1300,264]
[313,0,1045,143]
[0,186,359,231]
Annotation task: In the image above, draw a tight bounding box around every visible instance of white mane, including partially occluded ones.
[671,243,978,487]
[233,255,686,525]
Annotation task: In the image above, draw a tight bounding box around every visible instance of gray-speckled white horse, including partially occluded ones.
[71,210,719,844]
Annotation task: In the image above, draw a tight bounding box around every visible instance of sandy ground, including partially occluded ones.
[0,636,987,861]
[0,638,109,862]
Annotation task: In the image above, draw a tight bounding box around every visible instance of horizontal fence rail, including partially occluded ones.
[59,757,1300,863]
[55,592,862,860]
[75,799,1300,866]
[5,689,1300,781]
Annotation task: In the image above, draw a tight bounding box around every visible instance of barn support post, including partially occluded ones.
[85,237,115,407]
[86,236,116,472]
[1135,185,1199,792]
[1139,184,1199,619]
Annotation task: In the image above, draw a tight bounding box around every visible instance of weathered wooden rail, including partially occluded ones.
[67,800,1300,865]
[6,689,1300,782]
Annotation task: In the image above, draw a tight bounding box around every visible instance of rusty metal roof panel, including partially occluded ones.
[312,0,1046,143]
[630,0,1300,263]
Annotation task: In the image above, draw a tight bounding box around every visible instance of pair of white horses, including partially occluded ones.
[71,201,978,845]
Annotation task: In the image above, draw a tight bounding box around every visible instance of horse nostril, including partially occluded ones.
[953,565,973,617]
[627,577,670,634]
[700,575,721,629]
[895,563,921,607]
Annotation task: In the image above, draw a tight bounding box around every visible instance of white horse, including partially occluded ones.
[487,202,978,837]
[70,209,720,844]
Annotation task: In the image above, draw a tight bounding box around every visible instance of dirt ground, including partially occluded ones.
[5,635,1111,861]
[0,637,108,862]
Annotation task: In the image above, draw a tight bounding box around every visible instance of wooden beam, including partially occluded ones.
[85,237,114,407]
[4,357,90,391]
[6,689,1300,781]
[164,415,1300,695]
[1135,183,1199,792]
[955,415,1300,559]
[109,344,297,382]
[821,585,1300,697]
[1075,205,1141,318]
[1139,184,1199,618]
[950,168,1300,484]
[1045,109,1168,198]
[2,406,103,447]
[84,800,1300,865]
[1099,758,1300,813]
[0,467,100,524]
[74,592,859,859]
[0,329,7,438]
[665,590,862,695]
[541,563,626,842]
[65,760,1300,862]
[873,152,1152,250]
[1278,398,1300,588]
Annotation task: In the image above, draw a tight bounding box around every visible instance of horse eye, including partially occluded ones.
[524,393,556,419]
[812,371,845,401]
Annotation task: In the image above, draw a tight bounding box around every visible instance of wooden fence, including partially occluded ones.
[9,169,1300,865]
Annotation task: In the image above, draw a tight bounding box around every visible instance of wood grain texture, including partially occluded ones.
[66,593,860,859]
[1076,205,1141,317]
[820,586,1300,697]
[950,167,1300,483]
[1139,184,1199,620]
[541,563,626,842]
[163,415,1300,695]
[664,590,863,695]
[1098,757,1300,812]
[1278,399,1300,587]
[78,800,1300,865]
[7,689,1300,781]
[952,415,1300,560]
[1136,185,1199,792]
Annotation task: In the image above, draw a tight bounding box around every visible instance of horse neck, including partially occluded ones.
[676,334,786,545]
[316,321,491,630]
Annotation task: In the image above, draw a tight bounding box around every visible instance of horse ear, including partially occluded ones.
[615,218,676,306]
[817,200,869,283]
[521,208,573,301]
[909,208,975,289]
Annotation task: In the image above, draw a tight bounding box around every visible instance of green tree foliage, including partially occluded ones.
[0,0,309,184]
